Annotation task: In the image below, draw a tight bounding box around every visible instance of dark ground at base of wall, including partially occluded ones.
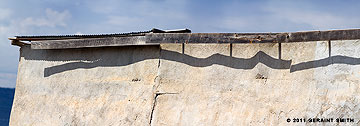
[0,88,15,126]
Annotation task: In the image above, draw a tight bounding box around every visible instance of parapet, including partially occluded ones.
[10,28,360,49]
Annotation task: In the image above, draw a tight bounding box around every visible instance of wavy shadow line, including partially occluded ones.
[42,48,360,77]
[160,50,291,69]
[290,55,360,72]
[44,50,291,77]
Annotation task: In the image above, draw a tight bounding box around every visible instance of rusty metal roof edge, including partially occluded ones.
[9,28,192,41]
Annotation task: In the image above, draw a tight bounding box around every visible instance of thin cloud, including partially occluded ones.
[266,7,360,30]
[264,0,360,31]
[0,8,72,88]
[20,8,71,27]
[0,8,11,21]
[107,16,144,26]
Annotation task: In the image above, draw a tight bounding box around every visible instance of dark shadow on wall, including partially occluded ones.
[20,45,360,77]
[21,45,157,62]
[160,50,291,69]
[40,46,161,77]
[21,45,160,77]
[42,50,291,77]
[290,55,360,72]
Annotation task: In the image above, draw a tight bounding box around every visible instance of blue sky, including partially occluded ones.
[0,0,360,88]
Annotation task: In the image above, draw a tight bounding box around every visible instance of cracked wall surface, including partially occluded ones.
[11,46,160,125]
[10,40,360,126]
[153,41,360,126]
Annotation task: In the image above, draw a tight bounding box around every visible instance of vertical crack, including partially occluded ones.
[149,93,160,125]
[150,45,179,125]
[149,93,178,126]
[150,46,162,126]
[158,47,161,68]
[154,46,161,88]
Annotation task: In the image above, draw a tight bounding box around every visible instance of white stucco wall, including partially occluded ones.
[10,40,360,125]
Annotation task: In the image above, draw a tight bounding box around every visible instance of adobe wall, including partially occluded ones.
[10,40,360,125]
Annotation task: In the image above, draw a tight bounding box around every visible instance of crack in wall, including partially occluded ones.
[149,92,179,126]
[149,46,179,124]
[149,46,171,126]
[158,47,161,68]
[149,93,160,126]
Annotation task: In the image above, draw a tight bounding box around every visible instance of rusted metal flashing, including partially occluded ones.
[11,28,191,41]
[9,28,360,49]
[10,39,30,46]
[30,36,153,49]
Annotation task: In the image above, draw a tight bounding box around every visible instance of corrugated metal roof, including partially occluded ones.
[11,28,191,41]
